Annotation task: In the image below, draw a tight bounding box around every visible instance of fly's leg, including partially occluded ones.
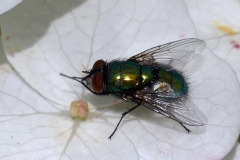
[169,117,191,133]
[179,122,191,133]
[108,104,140,139]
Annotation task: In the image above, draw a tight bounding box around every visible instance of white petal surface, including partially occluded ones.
[0,0,240,160]
[0,64,138,160]
[184,1,240,158]
[0,0,22,15]
[1,0,195,106]
[185,0,240,80]
[224,141,240,160]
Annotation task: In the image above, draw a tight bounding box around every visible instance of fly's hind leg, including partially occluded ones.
[169,117,191,133]
[178,122,191,133]
[108,103,140,139]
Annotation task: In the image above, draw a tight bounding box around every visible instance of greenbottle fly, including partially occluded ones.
[61,38,207,139]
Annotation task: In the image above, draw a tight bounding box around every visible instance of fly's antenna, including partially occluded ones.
[60,73,95,94]
[82,65,89,74]
[82,70,89,74]
[60,73,83,83]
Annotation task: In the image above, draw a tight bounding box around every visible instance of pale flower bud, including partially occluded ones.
[70,100,89,119]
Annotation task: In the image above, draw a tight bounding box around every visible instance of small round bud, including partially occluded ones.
[70,100,89,119]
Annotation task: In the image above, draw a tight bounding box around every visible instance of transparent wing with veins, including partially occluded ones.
[129,38,206,69]
[135,86,207,126]
[130,39,207,126]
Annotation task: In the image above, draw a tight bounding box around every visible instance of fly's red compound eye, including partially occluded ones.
[91,59,105,93]
[92,72,104,93]
[93,59,105,70]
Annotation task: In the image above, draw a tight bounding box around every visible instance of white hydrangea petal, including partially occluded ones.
[1,0,195,106]
[185,0,240,80]
[0,64,138,160]
[223,141,240,160]
[1,0,240,159]
[0,0,22,15]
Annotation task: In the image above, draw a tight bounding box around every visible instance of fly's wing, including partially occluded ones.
[129,38,206,69]
[135,89,207,126]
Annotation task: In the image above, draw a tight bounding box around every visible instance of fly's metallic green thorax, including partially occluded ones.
[106,61,154,94]
[106,60,188,98]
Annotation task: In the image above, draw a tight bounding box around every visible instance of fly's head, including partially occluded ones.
[81,59,107,94]
[60,59,107,95]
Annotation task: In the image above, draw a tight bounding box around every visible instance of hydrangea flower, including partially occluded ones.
[0,0,239,159]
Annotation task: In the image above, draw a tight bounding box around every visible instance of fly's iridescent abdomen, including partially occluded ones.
[106,60,188,99]
[158,68,188,99]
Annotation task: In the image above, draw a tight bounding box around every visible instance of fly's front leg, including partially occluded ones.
[108,103,140,139]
